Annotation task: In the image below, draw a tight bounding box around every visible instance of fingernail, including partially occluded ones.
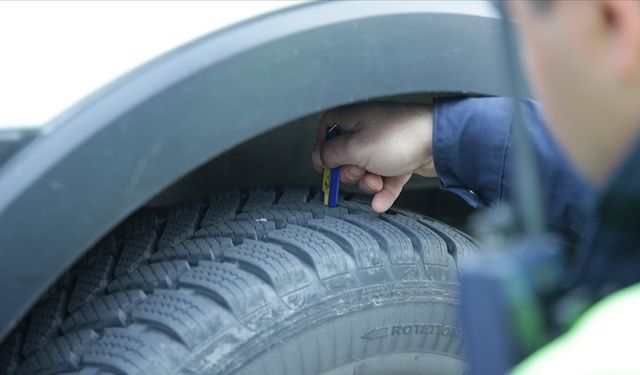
[346,167,360,180]
[366,181,376,192]
[312,149,320,167]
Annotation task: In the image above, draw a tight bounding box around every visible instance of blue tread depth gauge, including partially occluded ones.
[321,124,341,207]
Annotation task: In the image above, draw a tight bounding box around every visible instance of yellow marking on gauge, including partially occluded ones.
[322,167,331,205]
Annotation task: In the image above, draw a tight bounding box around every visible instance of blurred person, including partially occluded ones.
[311,1,640,372]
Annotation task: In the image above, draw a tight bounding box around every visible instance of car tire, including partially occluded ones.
[0,188,476,375]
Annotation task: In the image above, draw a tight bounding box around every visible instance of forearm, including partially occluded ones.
[432,96,596,237]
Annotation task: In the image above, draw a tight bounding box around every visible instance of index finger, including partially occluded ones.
[314,104,363,148]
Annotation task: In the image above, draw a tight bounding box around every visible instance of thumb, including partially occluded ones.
[371,173,412,213]
[312,133,363,169]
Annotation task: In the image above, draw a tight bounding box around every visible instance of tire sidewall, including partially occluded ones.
[182,282,465,375]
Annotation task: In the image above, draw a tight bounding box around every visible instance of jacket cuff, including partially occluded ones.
[432,97,514,208]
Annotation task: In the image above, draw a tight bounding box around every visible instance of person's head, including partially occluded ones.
[508,0,640,186]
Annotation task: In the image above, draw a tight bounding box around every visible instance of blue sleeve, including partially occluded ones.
[432,97,596,237]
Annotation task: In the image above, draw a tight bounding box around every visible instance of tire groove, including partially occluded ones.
[264,238,324,288]
[414,219,459,262]
[380,216,427,276]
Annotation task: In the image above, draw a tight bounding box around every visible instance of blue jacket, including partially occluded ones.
[433,96,639,289]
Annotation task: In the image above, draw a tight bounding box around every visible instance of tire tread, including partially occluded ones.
[5,189,475,375]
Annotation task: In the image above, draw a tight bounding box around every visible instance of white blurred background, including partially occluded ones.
[0,1,301,128]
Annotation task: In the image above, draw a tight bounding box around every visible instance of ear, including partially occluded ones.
[601,0,640,79]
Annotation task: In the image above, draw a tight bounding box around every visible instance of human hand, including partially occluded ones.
[312,102,435,213]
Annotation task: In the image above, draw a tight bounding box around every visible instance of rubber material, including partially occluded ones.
[0,189,476,374]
